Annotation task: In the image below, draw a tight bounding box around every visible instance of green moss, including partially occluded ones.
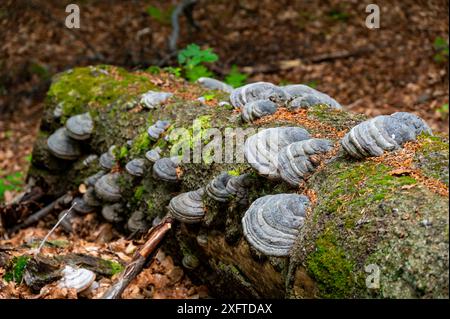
[106,260,125,276]
[130,131,151,157]
[319,160,417,226]
[306,227,355,298]
[134,185,145,202]
[47,65,156,123]
[4,256,30,283]
[308,104,367,131]
[227,169,240,176]
[414,134,449,186]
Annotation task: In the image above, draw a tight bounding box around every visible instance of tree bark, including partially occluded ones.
[26,65,449,298]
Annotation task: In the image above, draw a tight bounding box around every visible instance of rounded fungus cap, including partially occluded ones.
[341,114,418,159]
[127,210,149,233]
[65,112,94,140]
[241,100,277,122]
[125,158,146,177]
[145,147,162,163]
[58,266,96,293]
[72,197,96,214]
[140,91,173,109]
[101,203,124,223]
[206,172,233,202]
[82,187,102,207]
[197,77,233,93]
[282,84,342,109]
[94,172,122,202]
[230,82,288,109]
[242,193,309,257]
[278,139,333,187]
[99,146,117,170]
[152,156,181,182]
[169,188,205,223]
[244,127,311,179]
[390,112,432,136]
[47,128,81,160]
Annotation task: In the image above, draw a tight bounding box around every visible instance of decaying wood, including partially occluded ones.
[100,216,173,299]
[8,193,73,235]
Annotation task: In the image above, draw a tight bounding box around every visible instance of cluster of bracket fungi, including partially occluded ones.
[43,77,432,264]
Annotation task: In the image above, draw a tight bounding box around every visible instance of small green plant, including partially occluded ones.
[147,66,161,74]
[178,44,218,82]
[433,37,449,63]
[146,5,173,24]
[164,66,182,78]
[224,65,247,88]
[0,171,24,202]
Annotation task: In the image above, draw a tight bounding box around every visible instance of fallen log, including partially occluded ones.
[25,65,449,298]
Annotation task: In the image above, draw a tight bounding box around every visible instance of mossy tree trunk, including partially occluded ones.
[26,66,449,298]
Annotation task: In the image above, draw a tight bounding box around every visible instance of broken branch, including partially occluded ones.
[100,216,174,299]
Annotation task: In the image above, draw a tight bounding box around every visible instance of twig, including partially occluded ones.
[8,193,71,234]
[168,0,198,53]
[241,47,374,75]
[35,202,77,254]
[100,216,174,299]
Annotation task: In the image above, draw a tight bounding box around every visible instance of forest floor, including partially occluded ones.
[0,0,448,298]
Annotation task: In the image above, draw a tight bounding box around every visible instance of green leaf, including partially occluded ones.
[224,65,247,88]
[178,44,218,68]
[164,66,181,77]
[185,65,214,82]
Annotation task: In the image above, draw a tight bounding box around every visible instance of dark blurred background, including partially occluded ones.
[0,0,448,198]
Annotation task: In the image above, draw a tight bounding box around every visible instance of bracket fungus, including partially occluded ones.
[282,84,342,109]
[83,186,102,207]
[197,77,233,93]
[182,254,200,270]
[47,128,81,160]
[278,138,333,187]
[72,197,96,214]
[168,188,205,223]
[341,113,431,159]
[127,210,149,233]
[241,100,277,122]
[206,172,233,202]
[147,120,171,140]
[125,158,146,177]
[140,91,173,109]
[230,82,288,109]
[242,194,309,257]
[225,173,252,204]
[65,112,94,140]
[101,203,124,223]
[94,172,122,202]
[58,266,96,293]
[152,156,182,182]
[244,127,311,179]
[84,170,106,187]
[390,112,432,136]
[99,146,117,170]
[145,147,162,163]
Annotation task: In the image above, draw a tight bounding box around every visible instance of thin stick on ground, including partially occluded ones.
[35,201,77,254]
[8,193,72,234]
[100,216,174,299]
